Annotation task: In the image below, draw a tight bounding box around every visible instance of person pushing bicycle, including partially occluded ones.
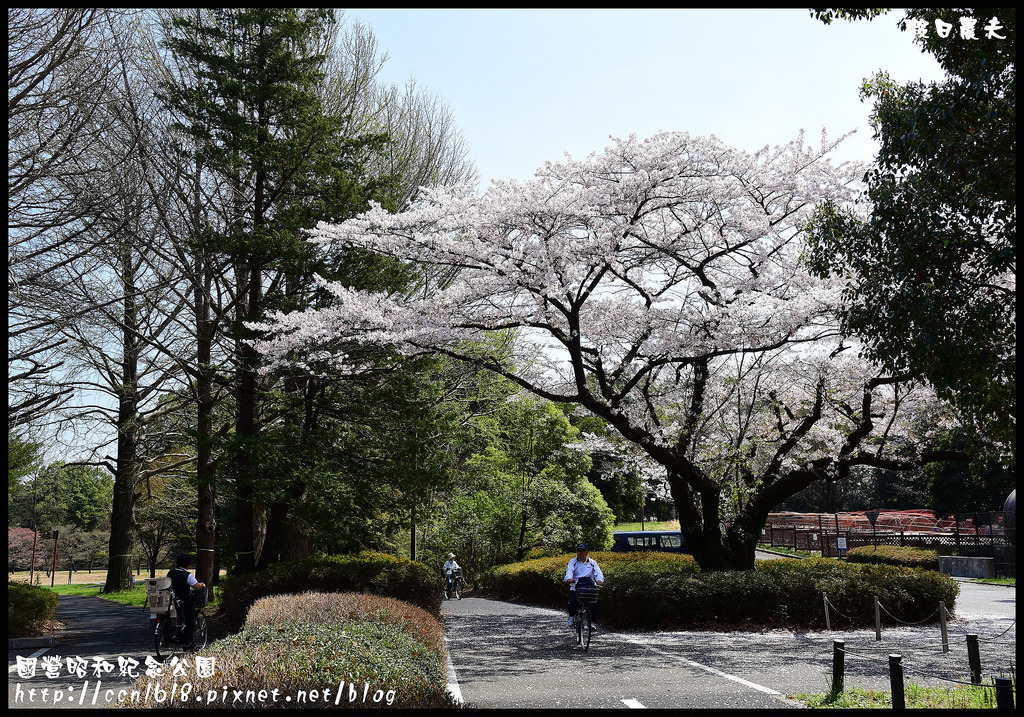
[564,543,604,628]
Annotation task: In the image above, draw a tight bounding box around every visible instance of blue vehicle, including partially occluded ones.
[611,530,688,554]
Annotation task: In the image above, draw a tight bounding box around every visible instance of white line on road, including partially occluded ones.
[618,635,781,696]
[622,698,647,708]
[444,639,464,705]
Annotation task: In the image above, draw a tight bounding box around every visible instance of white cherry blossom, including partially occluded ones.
[253,130,952,570]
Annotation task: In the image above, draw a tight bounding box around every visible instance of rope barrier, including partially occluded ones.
[827,615,1015,701]
[877,600,939,625]
[835,642,1011,686]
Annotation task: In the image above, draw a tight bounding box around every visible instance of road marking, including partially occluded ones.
[8,647,51,673]
[622,698,647,708]
[444,639,464,705]
[619,635,781,696]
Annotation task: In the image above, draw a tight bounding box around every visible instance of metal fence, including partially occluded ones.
[759,510,1016,578]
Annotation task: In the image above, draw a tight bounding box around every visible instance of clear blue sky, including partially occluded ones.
[346,8,947,184]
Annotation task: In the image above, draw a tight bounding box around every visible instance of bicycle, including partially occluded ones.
[572,581,599,651]
[444,567,463,600]
[146,578,209,660]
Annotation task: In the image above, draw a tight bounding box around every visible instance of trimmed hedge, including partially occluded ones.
[482,552,959,630]
[8,581,60,638]
[122,592,458,709]
[220,552,442,632]
[847,545,940,570]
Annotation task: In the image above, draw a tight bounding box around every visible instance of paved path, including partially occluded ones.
[9,582,1014,710]
[441,582,1015,710]
[10,595,176,710]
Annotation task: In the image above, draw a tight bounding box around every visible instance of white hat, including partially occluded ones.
[447,553,455,559]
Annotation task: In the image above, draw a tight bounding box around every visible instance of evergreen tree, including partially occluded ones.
[159,9,388,574]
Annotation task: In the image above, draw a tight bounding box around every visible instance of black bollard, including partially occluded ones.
[888,654,905,710]
[966,634,982,685]
[994,677,1014,710]
[832,640,845,694]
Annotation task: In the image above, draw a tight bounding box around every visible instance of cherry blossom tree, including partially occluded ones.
[254,130,965,571]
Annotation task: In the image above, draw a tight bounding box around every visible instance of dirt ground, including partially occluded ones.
[8,569,227,587]
[9,569,114,587]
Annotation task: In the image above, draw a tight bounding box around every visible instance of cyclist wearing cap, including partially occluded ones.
[564,543,604,627]
[442,552,461,596]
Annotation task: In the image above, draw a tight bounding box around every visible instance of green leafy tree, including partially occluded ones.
[925,430,1016,516]
[807,8,1016,457]
[9,463,113,534]
[431,394,614,576]
[8,434,42,504]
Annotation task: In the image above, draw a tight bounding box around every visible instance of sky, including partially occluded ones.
[345,8,948,185]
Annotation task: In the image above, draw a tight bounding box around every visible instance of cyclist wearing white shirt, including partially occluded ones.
[564,543,604,627]
[442,553,461,596]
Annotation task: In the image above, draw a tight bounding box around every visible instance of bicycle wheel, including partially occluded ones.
[453,579,461,600]
[574,606,584,647]
[581,604,593,651]
[155,617,182,661]
[191,612,209,651]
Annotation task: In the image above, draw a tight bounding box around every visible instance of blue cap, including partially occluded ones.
[576,543,588,551]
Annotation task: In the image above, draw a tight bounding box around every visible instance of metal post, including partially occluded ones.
[50,530,59,588]
[29,527,38,586]
[832,640,845,694]
[888,654,905,709]
[874,595,882,641]
[823,592,831,631]
[939,601,949,653]
[994,676,1014,710]
[966,634,982,684]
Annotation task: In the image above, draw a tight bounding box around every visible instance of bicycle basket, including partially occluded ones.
[577,586,599,604]
[193,586,209,608]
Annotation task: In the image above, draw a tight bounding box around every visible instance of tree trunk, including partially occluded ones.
[104,244,141,592]
[233,262,259,576]
[195,250,218,588]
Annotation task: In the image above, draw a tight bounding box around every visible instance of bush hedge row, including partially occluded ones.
[219,552,442,632]
[482,552,959,630]
[847,545,940,570]
[122,592,458,709]
[8,581,60,638]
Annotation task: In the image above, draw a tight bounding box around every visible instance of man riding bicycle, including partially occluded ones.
[168,554,206,645]
[564,543,604,628]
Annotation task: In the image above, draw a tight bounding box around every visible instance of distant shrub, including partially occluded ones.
[8,581,59,638]
[482,553,958,630]
[847,545,940,570]
[522,546,561,561]
[122,592,458,709]
[220,552,442,631]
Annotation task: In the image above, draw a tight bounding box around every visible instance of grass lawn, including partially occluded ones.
[9,569,229,608]
[614,520,680,532]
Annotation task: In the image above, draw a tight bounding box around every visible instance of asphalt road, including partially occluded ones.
[8,579,1015,710]
[440,579,1016,709]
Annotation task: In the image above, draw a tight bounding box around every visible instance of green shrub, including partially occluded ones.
[482,553,959,630]
[122,592,458,709]
[847,545,940,570]
[8,581,59,638]
[220,553,442,632]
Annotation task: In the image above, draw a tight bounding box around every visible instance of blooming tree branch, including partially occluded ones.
[252,130,957,570]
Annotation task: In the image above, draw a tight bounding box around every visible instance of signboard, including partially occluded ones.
[837,537,847,552]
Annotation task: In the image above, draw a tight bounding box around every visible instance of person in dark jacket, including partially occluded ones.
[168,554,206,645]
